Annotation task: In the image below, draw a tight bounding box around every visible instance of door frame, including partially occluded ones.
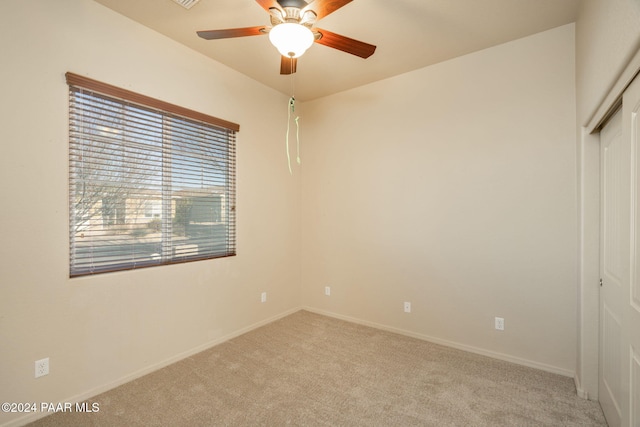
[577,47,640,400]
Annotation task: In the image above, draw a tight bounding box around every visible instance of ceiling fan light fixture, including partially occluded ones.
[268,23,314,58]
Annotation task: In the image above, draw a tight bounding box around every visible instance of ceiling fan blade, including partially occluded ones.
[302,0,352,20]
[314,28,376,58]
[280,56,298,75]
[197,26,267,40]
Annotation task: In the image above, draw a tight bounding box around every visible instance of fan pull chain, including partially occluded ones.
[285,58,301,174]
[295,115,301,165]
[286,96,294,175]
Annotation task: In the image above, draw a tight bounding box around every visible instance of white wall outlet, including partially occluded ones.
[261,292,267,303]
[325,286,331,296]
[35,358,49,378]
[404,302,411,313]
[495,317,505,331]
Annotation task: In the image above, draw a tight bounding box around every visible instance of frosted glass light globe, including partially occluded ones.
[268,23,314,58]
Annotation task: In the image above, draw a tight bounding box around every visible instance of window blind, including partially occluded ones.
[67,73,237,277]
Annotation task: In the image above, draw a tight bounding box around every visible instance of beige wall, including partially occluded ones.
[0,1,300,425]
[576,0,640,124]
[301,24,578,375]
[575,0,640,400]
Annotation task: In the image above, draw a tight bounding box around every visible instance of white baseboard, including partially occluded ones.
[2,307,301,427]
[574,375,590,400]
[302,306,576,379]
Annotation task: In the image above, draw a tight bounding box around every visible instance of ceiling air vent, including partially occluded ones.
[172,0,200,9]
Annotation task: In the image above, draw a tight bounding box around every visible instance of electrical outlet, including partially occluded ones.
[35,358,49,378]
[261,292,267,303]
[404,302,411,313]
[495,317,505,331]
[325,286,331,296]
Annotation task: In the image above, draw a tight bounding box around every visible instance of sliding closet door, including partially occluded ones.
[599,74,640,427]
[626,74,640,427]
[600,107,626,427]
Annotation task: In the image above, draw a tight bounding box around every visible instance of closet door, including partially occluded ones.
[599,74,640,427]
[626,73,640,427]
[600,107,626,427]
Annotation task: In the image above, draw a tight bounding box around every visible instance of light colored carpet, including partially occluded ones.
[29,310,606,426]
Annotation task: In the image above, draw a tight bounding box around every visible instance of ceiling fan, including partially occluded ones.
[197,0,376,75]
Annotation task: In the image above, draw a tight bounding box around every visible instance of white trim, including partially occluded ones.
[4,307,301,427]
[575,374,590,400]
[576,127,602,401]
[303,307,575,378]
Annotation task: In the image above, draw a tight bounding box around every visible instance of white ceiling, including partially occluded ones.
[93,0,580,101]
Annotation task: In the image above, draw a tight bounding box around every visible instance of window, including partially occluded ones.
[66,72,238,277]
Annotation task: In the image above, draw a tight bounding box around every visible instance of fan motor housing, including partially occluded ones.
[282,7,302,21]
[277,0,308,8]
